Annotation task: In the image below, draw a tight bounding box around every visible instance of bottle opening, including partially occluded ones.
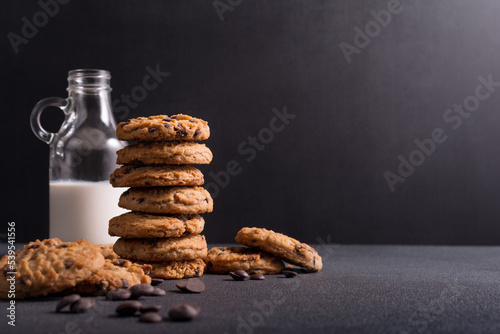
[68,69,111,91]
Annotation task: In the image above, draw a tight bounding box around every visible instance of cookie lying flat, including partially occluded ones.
[205,247,285,274]
[64,258,152,296]
[235,227,323,271]
[119,187,213,214]
[109,212,205,238]
[137,259,205,279]
[116,141,213,165]
[0,238,105,299]
[116,114,210,142]
[113,235,208,262]
[110,165,204,188]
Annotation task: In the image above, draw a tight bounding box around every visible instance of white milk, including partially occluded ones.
[50,181,126,244]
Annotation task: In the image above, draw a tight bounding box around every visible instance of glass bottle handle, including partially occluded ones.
[30,97,71,144]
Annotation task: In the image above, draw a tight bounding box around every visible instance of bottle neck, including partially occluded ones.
[66,69,115,129]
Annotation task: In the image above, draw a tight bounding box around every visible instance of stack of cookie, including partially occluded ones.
[109,114,213,279]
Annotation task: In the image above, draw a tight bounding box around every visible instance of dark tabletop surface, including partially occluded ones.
[1,244,500,334]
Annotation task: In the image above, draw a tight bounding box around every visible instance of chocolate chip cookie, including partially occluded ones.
[116,141,213,165]
[116,114,210,141]
[205,247,285,274]
[64,259,152,296]
[110,165,204,188]
[118,187,213,214]
[113,235,208,261]
[109,212,205,238]
[235,227,323,271]
[137,259,205,279]
[0,238,105,299]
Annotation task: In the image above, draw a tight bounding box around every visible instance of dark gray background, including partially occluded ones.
[2,0,500,244]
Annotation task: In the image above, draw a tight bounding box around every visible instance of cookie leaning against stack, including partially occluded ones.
[204,227,323,275]
[110,114,213,279]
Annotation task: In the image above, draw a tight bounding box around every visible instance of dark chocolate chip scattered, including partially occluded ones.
[20,276,30,285]
[139,311,163,323]
[250,274,265,280]
[148,128,157,133]
[64,261,73,269]
[137,198,145,203]
[184,278,205,293]
[194,268,200,276]
[194,130,201,137]
[189,120,195,123]
[176,280,188,292]
[28,244,40,249]
[282,270,298,278]
[56,294,81,312]
[149,287,167,296]
[106,288,132,301]
[130,284,155,299]
[163,117,172,121]
[140,305,162,313]
[116,301,143,316]
[168,303,200,321]
[57,244,68,248]
[229,270,249,281]
[151,278,164,286]
[70,298,95,313]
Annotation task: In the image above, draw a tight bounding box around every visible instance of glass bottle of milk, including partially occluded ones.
[30,69,125,244]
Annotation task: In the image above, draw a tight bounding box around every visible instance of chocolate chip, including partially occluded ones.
[189,119,195,123]
[148,287,166,296]
[204,198,209,203]
[28,244,40,249]
[121,279,130,289]
[151,278,164,286]
[140,305,162,313]
[163,123,171,129]
[282,270,297,278]
[250,274,265,280]
[64,261,73,269]
[116,259,126,266]
[130,284,155,299]
[163,116,172,121]
[184,278,205,293]
[56,294,81,312]
[139,311,163,323]
[229,270,249,281]
[176,280,188,292]
[137,198,145,203]
[70,298,95,313]
[176,126,187,137]
[57,244,68,248]
[116,301,143,316]
[194,268,200,277]
[194,130,201,137]
[168,303,200,321]
[20,276,30,285]
[106,288,132,301]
